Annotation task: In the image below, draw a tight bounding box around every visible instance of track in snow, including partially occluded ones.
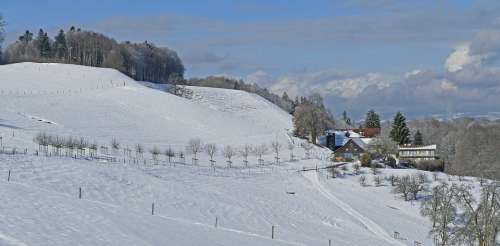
[303,171,406,246]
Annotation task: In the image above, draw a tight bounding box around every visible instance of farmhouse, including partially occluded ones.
[398,144,437,162]
[333,138,369,162]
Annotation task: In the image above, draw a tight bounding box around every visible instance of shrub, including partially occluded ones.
[414,160,444,172]
[360,153,372,167]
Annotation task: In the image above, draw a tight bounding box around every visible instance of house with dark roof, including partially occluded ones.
[333,138,369,162]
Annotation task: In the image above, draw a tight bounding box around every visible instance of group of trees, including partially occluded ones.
[409,118,500,180]
[185,76,295,113]
[292,93,335,144]
[421,182,499,246]
[2,27,185,83]
[0,14,5,62]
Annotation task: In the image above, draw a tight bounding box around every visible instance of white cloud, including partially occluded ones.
[440,79,458,92]
[445,44,473,72]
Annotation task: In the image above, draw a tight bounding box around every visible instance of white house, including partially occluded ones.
[398,144,437,162]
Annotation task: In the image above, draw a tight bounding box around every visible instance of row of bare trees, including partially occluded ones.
[184,138,310,167]
[33,132,98,157]
[33,133,316,167]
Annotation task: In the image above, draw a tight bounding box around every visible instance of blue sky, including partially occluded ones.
[2,0,500,119]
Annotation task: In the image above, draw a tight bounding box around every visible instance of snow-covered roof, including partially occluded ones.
[398,144,437,150]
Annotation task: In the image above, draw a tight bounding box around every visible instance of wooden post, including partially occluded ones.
[7,170,11,182]
[215,216,218,228]
[79,187,82,199]
[329,239,331,246]
[271,225,275,239]
[152,203,155,215]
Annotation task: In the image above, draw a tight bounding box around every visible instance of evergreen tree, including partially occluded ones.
[53,29,67,60]
[342,110,353,126]
[19,30,33,43]
[390,111,410,145]
[413,130,423,146]
[364,109,381,128]
[36,29,51,58]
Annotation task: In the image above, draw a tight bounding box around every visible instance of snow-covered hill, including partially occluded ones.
[0,62,475,246]
[0,62,292,151]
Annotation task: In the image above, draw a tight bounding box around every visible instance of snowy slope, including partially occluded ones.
[0,62,470,246]
[0,62,292,151]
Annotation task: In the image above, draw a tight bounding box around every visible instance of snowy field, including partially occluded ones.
[0,63,483,245]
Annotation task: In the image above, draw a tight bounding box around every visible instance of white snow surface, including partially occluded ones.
[0,62,292,150]
[0,63,478,246]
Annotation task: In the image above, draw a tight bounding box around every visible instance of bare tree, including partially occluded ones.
[301,142,313,159]
[205,143,217,167]
[373,175,382,186]
[239,144,252,167]
[287,142,295,161]
[359,175,367,186]
[394,175,411,201]
[254,144,268,165]
[353,163,361,175]
[369,131,398,160]
[89,142,98,157]
[135,144,144,159]
[222,145,236,168]
[150,146,161,164]
[421,183,459,246]
[455,183,500,246]
[165,147,175,163]
[111,138,120,155]
[187,138,202,165]
[271,141,282,165]
[386,174,399,186]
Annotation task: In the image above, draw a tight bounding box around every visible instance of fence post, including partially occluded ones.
[7,170,11,182]
[215,216,218,228]
[152,202,155,215]
[79,187,82,199]
[329,239,331,246]
[271,225,275,239]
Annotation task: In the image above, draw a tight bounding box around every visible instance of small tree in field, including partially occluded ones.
[359,175,367,186]
[271,141,282,165]
[287,142,295,161]
[353,163,361,175]
[329,165,339,178]
[135,144,144,159]
[239,144,252,167]
[370,163,379,175]
[387,174,399,186]
[111,138,120,155]
[187,138,202,165]
[89,142,98,157]
[150,146,161,164]
[165,147,175,163]
[254,144,268,165]
[302,142,313,159]
[205,143,217,167]
[222,145,236,168]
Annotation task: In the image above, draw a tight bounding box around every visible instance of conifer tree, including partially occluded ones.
[364,109,381,128]
[390,111,410,145]
[413,130,423,146]
[53,29,67,60]
[36,29,51,58]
